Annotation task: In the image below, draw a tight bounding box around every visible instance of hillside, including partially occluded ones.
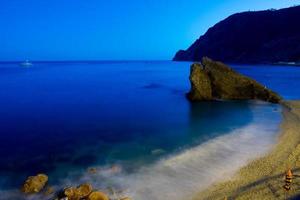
[174,6,300,63]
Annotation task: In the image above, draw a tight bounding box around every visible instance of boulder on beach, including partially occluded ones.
[21,173,48,194]
[188,57,282,103]
[64,187,78,200]
[64,183,93,200]
[77,183,93,198]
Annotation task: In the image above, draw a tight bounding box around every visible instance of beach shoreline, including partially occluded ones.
[192,100,300,200]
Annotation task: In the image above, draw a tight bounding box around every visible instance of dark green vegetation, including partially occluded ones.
[174,6,300,63]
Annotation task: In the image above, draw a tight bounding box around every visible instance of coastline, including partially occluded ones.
[192,100,300,200]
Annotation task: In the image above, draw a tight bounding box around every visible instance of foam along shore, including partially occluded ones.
[192,101,300,200]
[0,102,281,200]
[85,101,280,200]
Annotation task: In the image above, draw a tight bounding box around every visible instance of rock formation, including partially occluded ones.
[64,183,93,200]
[58,183,116,200]
[188,57,281,103]
[21,174,130,200]
[88,191,109,200]
[21,174,48,194]
[174,6,300,63]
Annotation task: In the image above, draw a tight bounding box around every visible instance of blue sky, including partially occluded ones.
[1,0,300,61]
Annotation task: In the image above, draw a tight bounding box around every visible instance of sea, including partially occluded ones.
[0,61,299,200]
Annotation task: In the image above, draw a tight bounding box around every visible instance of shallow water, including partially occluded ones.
[0,61,298,199]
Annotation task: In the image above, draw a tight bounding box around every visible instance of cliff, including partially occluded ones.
[188,57,281,103]
[174,6,300,63]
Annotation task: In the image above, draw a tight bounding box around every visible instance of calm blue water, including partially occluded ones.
[231,64,300,100]
[0,61,299,199]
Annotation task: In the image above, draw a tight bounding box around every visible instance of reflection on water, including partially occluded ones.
[188,101,253,139]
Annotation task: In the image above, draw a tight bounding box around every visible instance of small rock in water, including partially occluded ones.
[21,173,48,194]
[64,183,93,200]
[87,167,98,174]
[64,187,78,200]
[77,183,93,198]
[151,148,165,155]
[88,191,109,200]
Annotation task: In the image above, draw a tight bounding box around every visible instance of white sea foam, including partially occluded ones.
[62,111,280,200]
[112,123,279,200]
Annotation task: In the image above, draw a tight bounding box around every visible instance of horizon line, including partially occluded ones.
[0,59,178,63]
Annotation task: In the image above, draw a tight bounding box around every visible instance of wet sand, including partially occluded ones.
[193,101,300,200]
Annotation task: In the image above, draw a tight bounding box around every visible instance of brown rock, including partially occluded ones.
[64,187,79,200]
[188,63,212,100]
[188,57,282,103]
[87,167,97,174]
[88,191,109,200]
[77,183,93,198]
[21,174,48,194]
[44,186,55,195]
[64,183,93,200]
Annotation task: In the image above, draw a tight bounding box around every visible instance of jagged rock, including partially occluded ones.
[188,57,282,103]
[87,191,109,200]
[64,183,93,200]
[189,63,212,100]
[21,174,48,194]
[64,187,78,200]
[77,183,93,198]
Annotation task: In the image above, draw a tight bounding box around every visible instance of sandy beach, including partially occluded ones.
[193,101,300,200]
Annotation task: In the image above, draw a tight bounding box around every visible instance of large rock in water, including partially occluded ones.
[188,57,281,103]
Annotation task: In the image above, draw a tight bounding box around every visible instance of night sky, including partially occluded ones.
[1,0,299,61]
